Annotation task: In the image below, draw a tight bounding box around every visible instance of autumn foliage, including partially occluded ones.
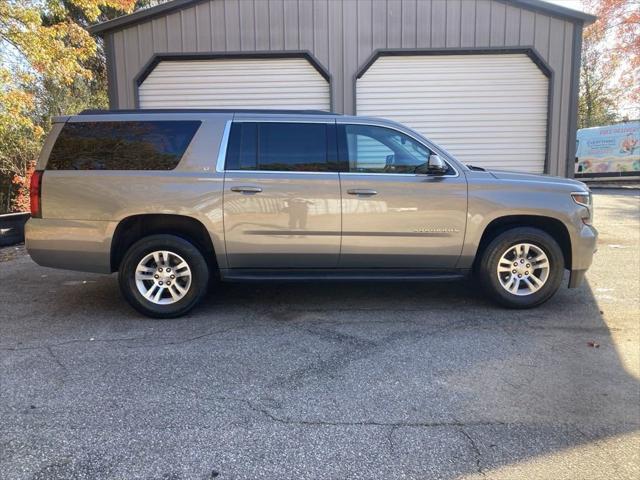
[11,160,35,213]
[580,0,640,127]
[596,0,640,101]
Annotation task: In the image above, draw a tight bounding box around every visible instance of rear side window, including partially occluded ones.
[226,122,338,172]
[226,123,258,170]
[47,121,201,170]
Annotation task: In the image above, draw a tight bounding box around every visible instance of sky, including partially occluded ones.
[544,0,587,12]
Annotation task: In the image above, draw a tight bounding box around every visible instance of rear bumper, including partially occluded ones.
[25,218,115,274]
[568,224,598,288]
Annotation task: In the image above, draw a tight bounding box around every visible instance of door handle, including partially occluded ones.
[230,186,263,194]
[347,189,378,196]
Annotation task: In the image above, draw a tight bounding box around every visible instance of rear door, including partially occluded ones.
[338,122,467,268]
[223,118,342,268]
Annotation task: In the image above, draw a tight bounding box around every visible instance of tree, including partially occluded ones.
[39,1,165,118]
[579,0,640,128]
[596,0,640,114]
[579,0,620,128]
[0,0,136,212]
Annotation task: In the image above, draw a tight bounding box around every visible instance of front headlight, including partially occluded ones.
[571,191,592,224]
[571,191,591,208]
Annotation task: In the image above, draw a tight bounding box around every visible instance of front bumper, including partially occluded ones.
[568,223,598,288]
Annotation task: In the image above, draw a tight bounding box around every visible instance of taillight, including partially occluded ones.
[30,170,44,218]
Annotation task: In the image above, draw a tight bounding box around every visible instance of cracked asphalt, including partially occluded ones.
[1,190,639,479]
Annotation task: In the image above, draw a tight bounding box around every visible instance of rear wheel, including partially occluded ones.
[118,234,209,318]
[478,227,564,308]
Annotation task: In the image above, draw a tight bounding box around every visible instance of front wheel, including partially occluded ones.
[478,227,565,308]
[118,234,209,318]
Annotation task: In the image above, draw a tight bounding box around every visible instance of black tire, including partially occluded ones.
[118,234,209,318]
[478,227,564,309]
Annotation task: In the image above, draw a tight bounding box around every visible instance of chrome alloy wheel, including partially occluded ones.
[135,250,192,305]
[497,243,550,296]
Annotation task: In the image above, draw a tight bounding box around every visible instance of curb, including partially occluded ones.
[587,184,640,191]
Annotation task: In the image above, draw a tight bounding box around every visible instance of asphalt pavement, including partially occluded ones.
[1,190,638,479]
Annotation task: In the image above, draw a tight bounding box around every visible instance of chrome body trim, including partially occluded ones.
[215,120,232,173]
[225,170,340,175]
[232,119,337,124]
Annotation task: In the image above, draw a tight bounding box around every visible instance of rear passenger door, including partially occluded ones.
[223,119,342,268]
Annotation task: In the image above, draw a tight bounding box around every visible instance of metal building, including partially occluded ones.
[90,0,595,176]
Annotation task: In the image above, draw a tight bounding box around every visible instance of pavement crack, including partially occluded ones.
[0,336,149,352]
[459,427,485,477]
[244,403,504,430]
[269,329,415,389]
[0,326,239,353]
[300,325,377,347]
[124,326,240,349]
[387,425,398,457]
[46,345,69,379]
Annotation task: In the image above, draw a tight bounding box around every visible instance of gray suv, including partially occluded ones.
[25,110,597,318]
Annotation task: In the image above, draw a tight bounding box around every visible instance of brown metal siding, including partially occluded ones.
[105,0,577,176]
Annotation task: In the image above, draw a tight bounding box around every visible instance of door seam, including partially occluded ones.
[338,172,344,263]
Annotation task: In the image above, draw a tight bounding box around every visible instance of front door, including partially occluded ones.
[223,120,341,268]
[338,123,467,268]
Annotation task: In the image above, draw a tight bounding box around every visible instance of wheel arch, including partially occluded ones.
[473,215,572,271]
[110,214,218,273]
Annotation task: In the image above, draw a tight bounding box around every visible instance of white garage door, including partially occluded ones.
[356,54,549,173]
[139,57,330,110]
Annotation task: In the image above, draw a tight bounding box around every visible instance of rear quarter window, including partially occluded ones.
[46,120,201,171]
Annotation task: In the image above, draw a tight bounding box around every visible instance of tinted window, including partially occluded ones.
[226,122,335,172]
[343,124,431,174]
[47,121,201,171]
[226,123,258,170]
[259,123,328,171]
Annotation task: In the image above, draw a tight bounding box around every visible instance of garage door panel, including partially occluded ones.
[139,58,330,111]
[387,115,547,124]
[357,105,548,114]
[144,73,327,81]
[141,99,330,109]
[360,82,545,87]
[142,92,328,100]
[356,54,548,173]
[141,82,328,90]
[358,91,548,99]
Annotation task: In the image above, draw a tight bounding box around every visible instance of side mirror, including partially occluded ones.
[427,154,448,174]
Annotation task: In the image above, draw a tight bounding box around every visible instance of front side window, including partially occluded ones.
[47,121,201,170]
[343,124,431,174]
[226,122,336,172]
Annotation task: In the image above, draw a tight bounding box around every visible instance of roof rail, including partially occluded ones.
[79,108,338,116]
